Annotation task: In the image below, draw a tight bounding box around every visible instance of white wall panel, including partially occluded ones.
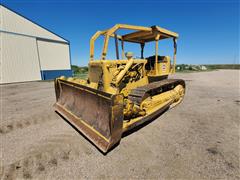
[0,32,41,83]
[0,5,67,42]
[37,40,70,70]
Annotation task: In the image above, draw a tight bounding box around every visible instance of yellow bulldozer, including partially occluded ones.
[54,24,185,153]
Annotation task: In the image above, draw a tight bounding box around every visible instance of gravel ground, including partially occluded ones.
[0,70,239,179]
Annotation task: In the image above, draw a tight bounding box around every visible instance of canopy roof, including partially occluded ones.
[121,26,178,43]
[101,24,179,43]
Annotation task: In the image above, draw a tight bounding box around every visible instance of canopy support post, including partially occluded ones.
[140,43,145,59]
[155,34,160,75]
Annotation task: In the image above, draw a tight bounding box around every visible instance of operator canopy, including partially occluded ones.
[90,24,179,60]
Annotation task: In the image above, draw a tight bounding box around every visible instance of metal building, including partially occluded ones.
[0,5,72,84]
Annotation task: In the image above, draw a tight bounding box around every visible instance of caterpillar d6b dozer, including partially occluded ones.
[54,24,185,153]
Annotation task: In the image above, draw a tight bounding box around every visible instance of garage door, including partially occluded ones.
[36,40,70,71]
[1,32,41,84]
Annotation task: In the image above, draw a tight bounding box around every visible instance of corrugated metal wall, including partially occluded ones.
[0,6,66,42]
[37,40,71,70]
[1,32,42,83]
[0,5,72,83]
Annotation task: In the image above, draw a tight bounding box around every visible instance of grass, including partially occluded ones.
[203,64,240,70]
[176,64,240,73]
[73,72,88,79]
[71,64,240,77]
[71,65,88,79]
[176,69,214,73]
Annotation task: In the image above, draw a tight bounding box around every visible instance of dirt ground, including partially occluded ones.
[1,70,239,179]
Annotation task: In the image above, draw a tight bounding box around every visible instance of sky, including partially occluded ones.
[2,0,239,66]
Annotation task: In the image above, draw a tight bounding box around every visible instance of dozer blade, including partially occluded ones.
[53,79,124,153]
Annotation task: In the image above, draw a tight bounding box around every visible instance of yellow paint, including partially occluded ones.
[56,103,110,143]
[55,24,185,144]
[122,100,171,131]
[123,84,184,131]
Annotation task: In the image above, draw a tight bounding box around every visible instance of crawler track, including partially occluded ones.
[128,79,185,105]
